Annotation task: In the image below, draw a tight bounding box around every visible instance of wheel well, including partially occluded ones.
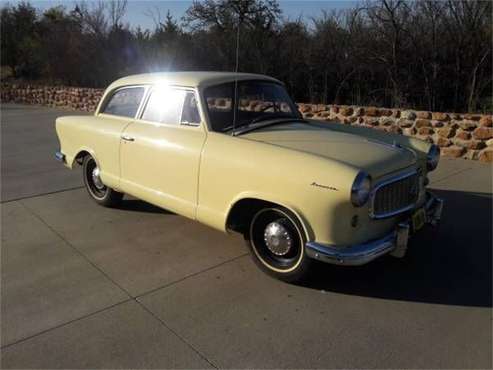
[74,150,90,165]
[226,198,280,235]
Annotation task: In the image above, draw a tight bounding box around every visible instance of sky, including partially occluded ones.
[0,0,358,30]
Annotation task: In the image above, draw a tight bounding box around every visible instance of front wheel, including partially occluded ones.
[245,206,312,283]
[82,155,123,207]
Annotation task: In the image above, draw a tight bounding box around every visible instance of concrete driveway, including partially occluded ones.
[1,103,491,369]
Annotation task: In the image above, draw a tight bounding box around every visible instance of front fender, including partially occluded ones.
[196,132,362,245]
[225,191,315,241]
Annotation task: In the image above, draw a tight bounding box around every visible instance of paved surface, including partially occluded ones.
[1,103,492,369]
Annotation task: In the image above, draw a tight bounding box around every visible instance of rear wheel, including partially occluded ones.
[245,206,312,283]
[82,155,123,207]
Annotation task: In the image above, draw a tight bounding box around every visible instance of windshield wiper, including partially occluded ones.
[249,113,292,125]
[232,117,307,136]
[221,114,291,133]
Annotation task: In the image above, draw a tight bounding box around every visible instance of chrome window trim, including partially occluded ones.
[368,169,418,219]
[179,90,201,127]
[98,85,148,119]
[134,85,151,119]
[199,79,299,134]
[137,85,202,128]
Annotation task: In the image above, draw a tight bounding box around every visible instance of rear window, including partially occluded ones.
[101,87,145,118]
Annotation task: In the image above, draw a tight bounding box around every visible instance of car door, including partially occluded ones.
[94,86,146,190]
[119,86,206,219]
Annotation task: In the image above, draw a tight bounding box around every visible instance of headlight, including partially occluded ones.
[427,144,440,171]
[351,171,371,207]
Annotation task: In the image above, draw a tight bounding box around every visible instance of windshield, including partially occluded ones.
[204,80,300,133]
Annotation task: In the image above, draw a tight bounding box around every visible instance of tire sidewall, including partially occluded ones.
[245,206,311,282]
[82,156,122,207]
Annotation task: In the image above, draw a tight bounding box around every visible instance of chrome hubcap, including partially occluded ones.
[263,221,292,256]
[91,166,105,190]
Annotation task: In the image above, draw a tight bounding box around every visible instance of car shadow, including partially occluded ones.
[117,198,174,215]
[299,189,492,308]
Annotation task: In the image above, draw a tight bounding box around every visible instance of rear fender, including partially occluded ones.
[70,147,99,169]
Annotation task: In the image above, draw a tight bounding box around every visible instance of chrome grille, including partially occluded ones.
[371,172,419,218]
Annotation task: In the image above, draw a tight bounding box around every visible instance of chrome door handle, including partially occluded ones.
[121,135,135,142]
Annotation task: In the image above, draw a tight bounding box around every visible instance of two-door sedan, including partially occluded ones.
[55,72,443,282]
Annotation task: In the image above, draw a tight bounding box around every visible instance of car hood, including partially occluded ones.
[240,122,417,178]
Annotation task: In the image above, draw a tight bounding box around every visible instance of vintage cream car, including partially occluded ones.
[55,72,443,282]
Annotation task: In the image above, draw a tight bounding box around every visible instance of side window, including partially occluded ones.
[101,87,144,118]
[142,87,186,125]
[181,92,201,125]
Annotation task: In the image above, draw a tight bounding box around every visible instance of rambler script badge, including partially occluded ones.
[310,182,338,191]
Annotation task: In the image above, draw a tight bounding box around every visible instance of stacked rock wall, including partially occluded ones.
[298,103,492,163]
[1,83,492,162]
[1,83,104,112]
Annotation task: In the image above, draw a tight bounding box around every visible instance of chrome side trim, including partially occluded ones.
[369,169,418,219]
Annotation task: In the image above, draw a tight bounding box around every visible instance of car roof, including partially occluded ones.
[107,71,282,90]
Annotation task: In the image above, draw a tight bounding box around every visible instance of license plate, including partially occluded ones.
[412,208,426,232]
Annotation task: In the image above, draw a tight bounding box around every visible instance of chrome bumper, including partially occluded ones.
[305,192,443,266]
[55,151,66,163]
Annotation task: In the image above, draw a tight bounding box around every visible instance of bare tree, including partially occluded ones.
[108,0,127,29]
[2,0,491,112]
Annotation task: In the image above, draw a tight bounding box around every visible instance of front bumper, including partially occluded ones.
[305,192,443,266]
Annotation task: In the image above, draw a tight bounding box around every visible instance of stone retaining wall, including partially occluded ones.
[298,103,492,163]
[1,83,492,162]
[1,83,103,112]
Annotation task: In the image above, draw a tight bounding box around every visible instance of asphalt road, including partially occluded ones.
[1,103,492,369]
